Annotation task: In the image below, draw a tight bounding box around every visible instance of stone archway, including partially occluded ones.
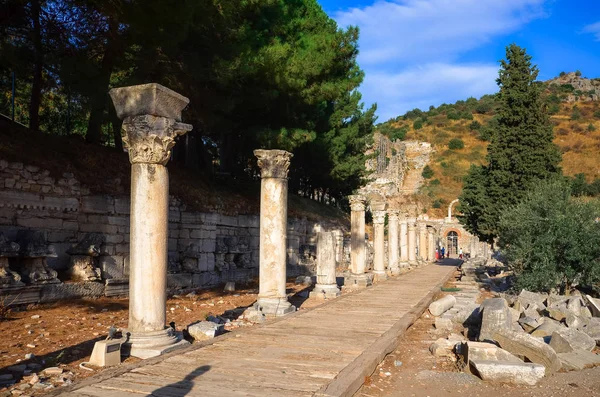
[446,230,459,257]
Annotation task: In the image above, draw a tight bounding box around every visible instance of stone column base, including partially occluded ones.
[373,270,388,282]
[343,273,373,290]
[123,328,189,359]
[388,266,401,277]
[309,284,341,299]
[256,297,296,316]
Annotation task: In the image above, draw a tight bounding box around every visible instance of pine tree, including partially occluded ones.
[459,44,561,243]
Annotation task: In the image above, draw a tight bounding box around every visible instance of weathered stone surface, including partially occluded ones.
[435,317,454,331]
[470,360,545,386]
[519,290,548,307]
[452,303,480,325]
[522,307,541,320]
[518,316,541,333]
[458,341,521,364]
[586,294,600,317]
[565,313,589,329]
[549,328,596,353]
[187,321,224,340]
[429,295,456,316]
[531,318,564,338]
[429,338,457,357]
[479,298,511,342]
[110,83,190,121]
[547,306,569,322]
[492,328,562,373]
[557,350,600,371]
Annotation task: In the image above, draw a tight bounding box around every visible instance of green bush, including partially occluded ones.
[498,179,600,293]
[413,118,424,130]
[429,179,441,186]
[594,110,600,119]
[448,138,465,150]
[588,123,596,132]
[421,165,434,179]
[559,71,566,77]
[432,199,443,208]
[469,120,481,131]
[575,70,582,77]
[548,103,560,115]
[571,106,581,120]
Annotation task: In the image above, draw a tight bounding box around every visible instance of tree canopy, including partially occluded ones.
[0,0,375,205]
[458,44,562,242]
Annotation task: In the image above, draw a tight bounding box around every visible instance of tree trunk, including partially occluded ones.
[86,18,120,144]
[29,0,42,131]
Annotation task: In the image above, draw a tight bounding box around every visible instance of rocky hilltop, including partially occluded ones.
[547,72,600,102]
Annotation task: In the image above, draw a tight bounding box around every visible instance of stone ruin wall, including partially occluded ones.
[0,159,348,303]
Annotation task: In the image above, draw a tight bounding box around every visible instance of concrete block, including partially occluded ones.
[549,328,596,353]
[492,328,562,373]
[470,360,545,386]
[429,295,456,316]
[479,298,512,342]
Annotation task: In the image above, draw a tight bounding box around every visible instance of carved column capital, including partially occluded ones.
[122,115,192,165]
[348,195,366,212]
[254,149,293,179]
[387,210,400,221]
[372,210,386,225]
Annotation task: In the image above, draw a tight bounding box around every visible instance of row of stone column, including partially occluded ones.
[348,195,438,286]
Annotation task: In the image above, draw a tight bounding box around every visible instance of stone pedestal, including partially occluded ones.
[372,206,387,281]
[418,223,428,263]
[399,218,408,268]
[66,233,103,282]
[310,231,341,299]
[110,83,192,358]
[345,195,371,288]
[0,233,23,288]
[16,231,60,285]
[407,221,417,266]
[254,149,296,316]
[387,211,400,276]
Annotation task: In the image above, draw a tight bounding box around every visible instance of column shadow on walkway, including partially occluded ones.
[435,258,463,267]
[151,365,211,397]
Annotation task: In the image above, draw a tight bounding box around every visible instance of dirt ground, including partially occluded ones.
[357,283,600,397]
[0,280,318,395]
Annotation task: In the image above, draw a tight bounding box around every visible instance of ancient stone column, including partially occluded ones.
[253,149,296,316]
[399,217,409,268]
[418,222,428,263]
[387,210,400,276]
[310,231,341,299]
[110,83,192,358]
[407,220,417,266]
[371,202,387,281]
[346,195,371,288]
[428,228,435,262]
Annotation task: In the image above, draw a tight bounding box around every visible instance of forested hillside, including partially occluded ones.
[378,72,600,218]
[0,0,375,207]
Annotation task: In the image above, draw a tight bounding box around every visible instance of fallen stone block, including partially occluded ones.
[547,294,570,307]
[567,297,583,316]
[508,307,520,323]
[557,350,600,371]
[458,341,522,364]
[581,318,600,344]
[429,295,456,316]
[187,321,224,341]
[518,316,541,333]
[519,290,548,307]
[531,318,564,338]
[581,306,593,319]
[547,305,569,322]
[522,307,541,320]
[479,298,512,342]
[549,328,596,353]
[526,301,546,312]
[492,328,562,373]
[452,303,480,325]
[429,338,458,357]
[435,317,454,331]
[470,360,545,386]
[565,313,589,329]
[586,294,600,317]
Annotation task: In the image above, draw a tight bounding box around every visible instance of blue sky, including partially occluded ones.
[318,0,600,122]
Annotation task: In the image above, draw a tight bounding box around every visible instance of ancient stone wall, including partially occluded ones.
[0,160,347,302]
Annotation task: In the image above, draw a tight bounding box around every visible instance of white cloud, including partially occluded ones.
[331,0,549,117]
[365,63,499,121]
[336,0,548,65]
[582,21,600,41]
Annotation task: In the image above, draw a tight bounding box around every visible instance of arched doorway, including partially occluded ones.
[447,231,458,257]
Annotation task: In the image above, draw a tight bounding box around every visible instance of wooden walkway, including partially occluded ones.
[57,262,457,397]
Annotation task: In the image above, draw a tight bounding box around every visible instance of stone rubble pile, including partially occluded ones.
[428,258,600,386]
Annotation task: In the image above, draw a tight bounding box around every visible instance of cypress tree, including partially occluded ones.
[459,44,561,243]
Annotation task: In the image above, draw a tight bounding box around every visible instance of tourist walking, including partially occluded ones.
[459,247,463,259]
[440,246,445,259]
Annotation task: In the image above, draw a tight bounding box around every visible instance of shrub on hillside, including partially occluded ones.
[588,123,596,132]
[413,118,424,130]
[421,165,434,179]
[548,103,560,115]
[448,138,465,150]
[575,70,582,77]
[469,120,481,131]
[594,110,600,119]
[498,179,600,293]
[559,71,566,77]
[571,106,582,120]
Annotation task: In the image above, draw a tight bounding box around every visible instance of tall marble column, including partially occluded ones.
[407,220,417,266]
[310,231,341,299]
[346,195,371,288]
[109,83,191,358]
[399,217,409,268]
[254,149,296,316]
[427,228,435,262]
[418,222,428,263]
[387,210,400,276]
[371,202,387,281]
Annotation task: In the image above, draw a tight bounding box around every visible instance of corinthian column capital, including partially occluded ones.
[254,149,293,179]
